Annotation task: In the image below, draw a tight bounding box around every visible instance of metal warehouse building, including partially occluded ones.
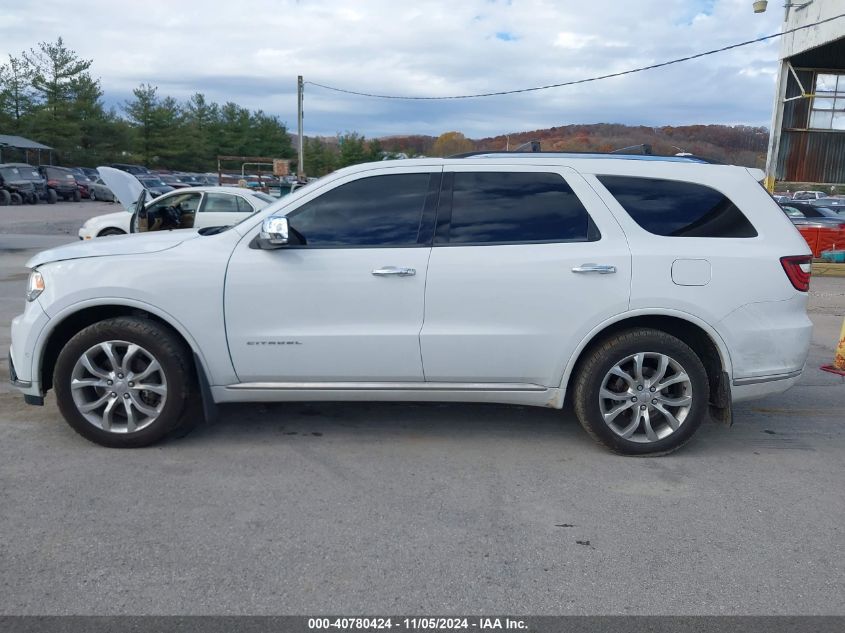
[765,1,845,189]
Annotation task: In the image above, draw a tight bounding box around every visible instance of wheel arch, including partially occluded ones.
[561,310,733,410]
[96,227,126,237]
[37,300,210,393]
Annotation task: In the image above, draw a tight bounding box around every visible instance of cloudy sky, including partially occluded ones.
[0,0,785,138]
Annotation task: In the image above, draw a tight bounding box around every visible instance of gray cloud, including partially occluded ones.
[0,0,784,137]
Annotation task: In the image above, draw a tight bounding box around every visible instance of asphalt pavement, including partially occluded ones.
[0,201,843,615]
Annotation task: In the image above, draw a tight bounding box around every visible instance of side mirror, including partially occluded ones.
[255,215,290,249]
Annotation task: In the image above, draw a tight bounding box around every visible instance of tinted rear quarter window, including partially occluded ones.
[598,176,757,238]
[447,172,598,244]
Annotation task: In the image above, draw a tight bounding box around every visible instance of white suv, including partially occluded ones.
[9,154,813,454]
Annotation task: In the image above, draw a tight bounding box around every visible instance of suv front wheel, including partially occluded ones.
[53,317,193,447]
[573,328,709,455]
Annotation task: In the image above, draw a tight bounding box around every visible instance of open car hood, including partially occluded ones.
[27,231,197,268]
[97,166,150,212]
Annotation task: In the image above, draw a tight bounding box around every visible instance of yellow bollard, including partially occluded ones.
[821,316,845,375]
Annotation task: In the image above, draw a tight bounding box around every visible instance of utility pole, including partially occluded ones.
[297,75,304,180]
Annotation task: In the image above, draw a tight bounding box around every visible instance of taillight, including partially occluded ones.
[780,255,812,292]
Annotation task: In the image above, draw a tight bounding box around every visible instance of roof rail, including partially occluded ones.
[446,150,720,164]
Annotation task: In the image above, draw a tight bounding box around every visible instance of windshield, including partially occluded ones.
[5,167,41,180]
[139,177,165,187]
[160,175,182,183]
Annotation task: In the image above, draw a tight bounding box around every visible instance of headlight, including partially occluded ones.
[26,270,45,302]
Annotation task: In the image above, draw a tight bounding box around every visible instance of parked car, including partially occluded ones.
[157,174,192,189]
[69,171,94,199]
[77,167,272,238]
[201,174,220,186]
[0,164,50,205]
[809,197,845,208]
[12,154,812,453]
[780,201,845,227]
[792,190,826,200]
[109,163,150,176]
[136,175,174,197]
[79,167,100,180]
[38,166,80,202]
[2,163,54,204]
[174,173,204,186]
[87,178,116,203]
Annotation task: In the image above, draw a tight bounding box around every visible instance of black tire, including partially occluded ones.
[97,228,125,237]
[572,328,709,456]
[10,192,22,205]
[53,317,194,448]
[89,190,97,201]
[0,190,10,206]
[72,189,81,202]
[47,189,58,204]
[26,192,38,204]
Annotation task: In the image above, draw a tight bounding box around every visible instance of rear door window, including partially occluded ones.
[597,176,757,238]
[200,192,240,213]
[443,171,599,245]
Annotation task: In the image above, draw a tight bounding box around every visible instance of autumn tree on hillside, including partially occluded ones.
[432,131,473,157]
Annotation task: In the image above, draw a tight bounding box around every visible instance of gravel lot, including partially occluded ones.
[0,201,843,615]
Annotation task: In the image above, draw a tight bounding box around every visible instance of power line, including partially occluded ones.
[305,12,845,100]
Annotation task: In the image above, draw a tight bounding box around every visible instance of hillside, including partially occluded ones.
[380,124,770,167]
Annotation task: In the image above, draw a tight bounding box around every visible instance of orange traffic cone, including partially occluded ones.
[821,316,845,376]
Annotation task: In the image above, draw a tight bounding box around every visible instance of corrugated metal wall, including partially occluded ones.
[777,131,845,183]
[775,37,845,183]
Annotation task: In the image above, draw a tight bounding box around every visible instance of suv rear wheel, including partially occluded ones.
[53,317,194,448]
[573,328,708,455]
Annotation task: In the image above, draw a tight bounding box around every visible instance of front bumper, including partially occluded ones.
[9,301,50,399]
[8,348,43,405]
[8,348,31,388]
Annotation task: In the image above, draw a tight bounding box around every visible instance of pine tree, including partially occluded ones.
[0,55,36,133]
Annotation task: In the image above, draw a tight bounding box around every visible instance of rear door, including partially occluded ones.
[195,191,257,228]
[420,165,631,387]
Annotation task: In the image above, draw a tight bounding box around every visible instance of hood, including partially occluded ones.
[97,166,150,212]
[27,231,197,268]
[4,178,35,188]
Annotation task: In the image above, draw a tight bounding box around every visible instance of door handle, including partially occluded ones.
[572,263,617,274]
[371,266,416,277]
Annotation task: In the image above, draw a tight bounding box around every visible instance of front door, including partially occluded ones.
[225,168,441,383]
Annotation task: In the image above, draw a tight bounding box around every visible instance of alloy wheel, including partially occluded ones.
[598,352,693,443]
[70,340,168,433]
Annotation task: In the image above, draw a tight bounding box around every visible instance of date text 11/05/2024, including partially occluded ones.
[307,618,529,630]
